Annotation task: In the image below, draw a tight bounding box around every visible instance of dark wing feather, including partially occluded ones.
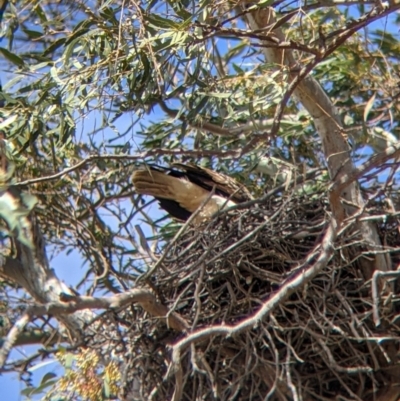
[171,163,252,203]
[157,198,192,221]
[135,163,252,221]
[137,165,195,221]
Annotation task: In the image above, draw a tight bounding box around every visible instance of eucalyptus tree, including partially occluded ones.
[0,1,400,400]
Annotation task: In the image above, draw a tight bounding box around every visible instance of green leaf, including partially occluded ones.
[65,27,90,46]
[18,79,49,93]
[144,13,181,29]
[0,188,37,248]
[63,28,103,65]
[34,4,47,23]
[0,47,25,67]
[21,387,36,396]
[139,51,151,85]
[22,28,43,39]
[103,375,111,398]
[0,114,17,130]
[146,0,160,10]
[99,6,119,25]
[64,353,74,370]
[42,38,66,56]
[170,31,188,46]
[256,0,274,6]
[232,63,245,74]
[29,61,53,71]
[167,0,192,19]
[187,96,208,120]
[49,66,62,85]
[363,92,376,122]
[30,379,58,395]
[197,91,232,98]
[40,372,57,385]
[20,192,39,211]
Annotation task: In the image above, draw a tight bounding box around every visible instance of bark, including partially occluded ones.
[239,5,400,400]
[241,5,391,276]
[0,188,91,339]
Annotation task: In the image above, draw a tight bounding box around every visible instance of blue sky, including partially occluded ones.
[0,100,164,399]
[1,2,400,400]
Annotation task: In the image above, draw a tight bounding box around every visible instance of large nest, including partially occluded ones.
[96,190,400,400]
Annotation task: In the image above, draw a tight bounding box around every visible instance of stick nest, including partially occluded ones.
[106,191,400,400]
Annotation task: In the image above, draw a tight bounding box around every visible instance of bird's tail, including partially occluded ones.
[132,169,188,200]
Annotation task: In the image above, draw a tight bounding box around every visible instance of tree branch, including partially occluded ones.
[170,219,337,373]
[242,4,396,275]
[0,313,30,370]
[14,150,241,187]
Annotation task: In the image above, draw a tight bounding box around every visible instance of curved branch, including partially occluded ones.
[0,313,30,370]
[242,4,397,275]
[170,219,337,368]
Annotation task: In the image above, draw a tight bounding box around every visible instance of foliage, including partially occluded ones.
[0,0,399,400]
[47,349,120,401]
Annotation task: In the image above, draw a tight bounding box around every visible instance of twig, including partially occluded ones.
[14,150,240,187]
[170,218,338,369]
[0,313,31,369]
[159,100,236,137]
[138,187,217,281]
[332,143,400,195]
[285,350,299,401]
[0,287,190,368]
[372,270,400,327]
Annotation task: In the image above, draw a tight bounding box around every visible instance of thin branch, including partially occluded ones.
[192,22,320,56]
[170,219,337,366]
[14,150,241,187]
[138,187,218,281]
[332,143,400,194]
[0,313,31,369]
[51,288,188,328]
[372,270,400,327]
[159,100,236,137]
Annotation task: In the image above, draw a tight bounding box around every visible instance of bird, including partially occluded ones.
[132,163,252,222]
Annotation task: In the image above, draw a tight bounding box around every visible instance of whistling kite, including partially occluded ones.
[132,163,252,222]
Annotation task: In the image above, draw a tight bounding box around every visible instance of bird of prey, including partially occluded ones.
[132,163,252,222]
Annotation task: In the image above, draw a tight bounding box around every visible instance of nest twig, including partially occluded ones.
[89,189,400,401]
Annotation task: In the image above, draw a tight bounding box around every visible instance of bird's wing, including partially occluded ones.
[132,168,210,214]
[132,164,252,221]
[171,163,253,203]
